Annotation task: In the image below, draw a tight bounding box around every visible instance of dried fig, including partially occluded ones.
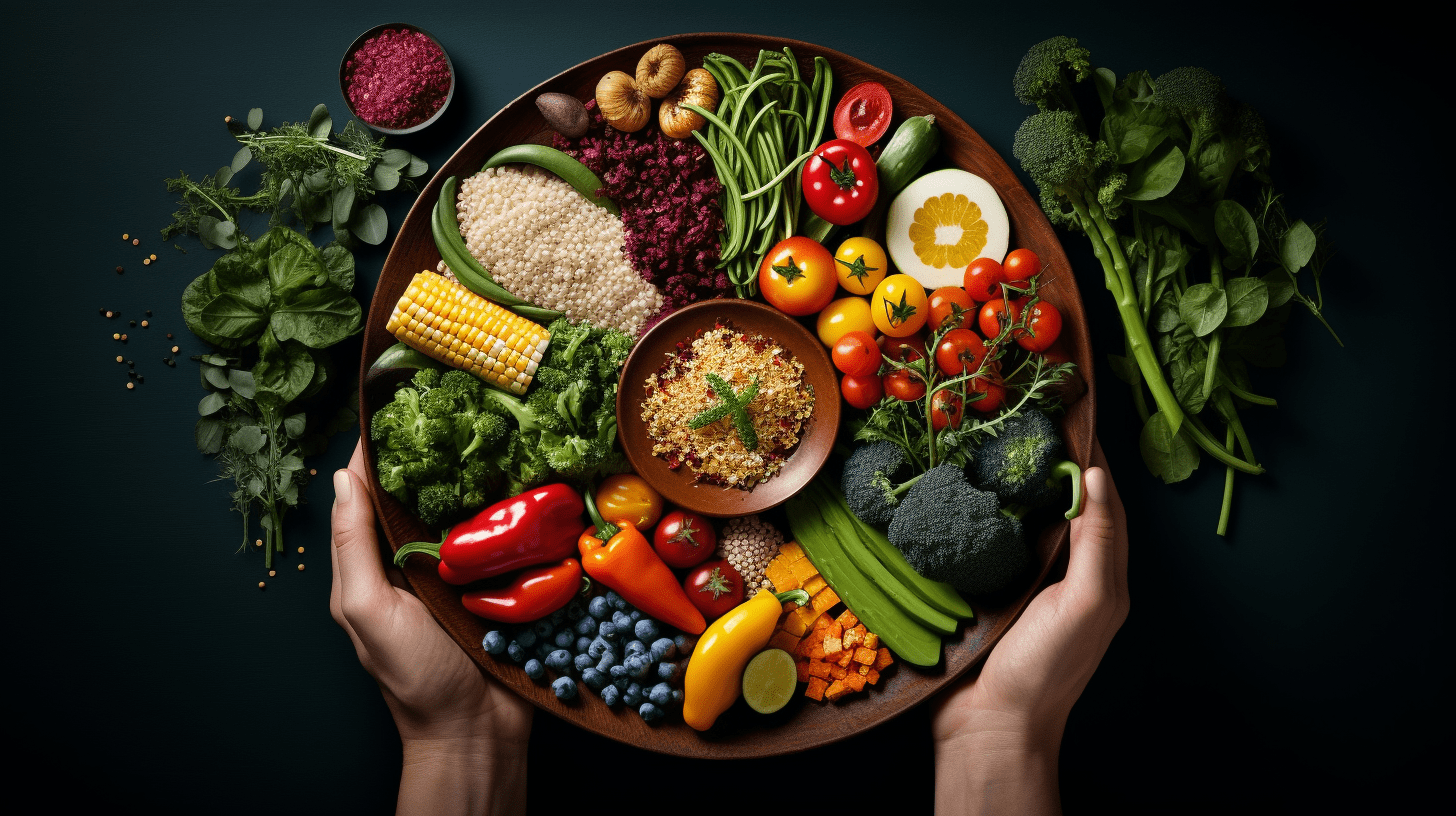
[535,92,589,139]
[659,68,720,140]
[635,43,686,99]
[595,71,650,132]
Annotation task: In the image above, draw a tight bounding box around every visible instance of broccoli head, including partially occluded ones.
[414,483,461,527]
[887,463,1029,596]
[1150,67,1231,150]
[1013,110,1127,228]
[970,409,1083,519]
[1012,36,1093,114]
[841,442,918,528]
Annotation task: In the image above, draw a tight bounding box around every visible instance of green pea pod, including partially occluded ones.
[481,145,619,215]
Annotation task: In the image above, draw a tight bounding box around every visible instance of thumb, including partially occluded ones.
[332,467,390,608]
[1065,466,1118,600]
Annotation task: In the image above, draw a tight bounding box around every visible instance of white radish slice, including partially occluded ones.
[885,168,1009,289]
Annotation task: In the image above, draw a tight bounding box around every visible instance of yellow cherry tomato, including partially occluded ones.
[871,274,929,337]
[833,237,888,296]
[815,296,876,347]
[594,474,663,530]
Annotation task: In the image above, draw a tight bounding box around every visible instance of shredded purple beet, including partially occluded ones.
[555,100,728,327]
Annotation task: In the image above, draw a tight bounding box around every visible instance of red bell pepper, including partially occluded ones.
[461,559,585,623]
[393,483,584,585]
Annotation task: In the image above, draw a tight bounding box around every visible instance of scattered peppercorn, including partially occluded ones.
[115,266,124,275]
[120,334,128,341]
[171,345,180,353]
[129,320,136,327]
[149,254,157,261]
[258,582,266,590]
[132,239,139,246]
[297,547,305,554]
[136,376,144,384]
[146,310,153,316]
[122,233,129,240]
[126,360,133,366]
[141,320,149,328]
[268,570,276,577]
[126,382,134,390]
[309,469,317,476]
[106,311,115,318]
[115,356,123,363]
[297,564,305,571]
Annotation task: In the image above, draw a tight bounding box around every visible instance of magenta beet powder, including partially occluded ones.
[344,28,451,129]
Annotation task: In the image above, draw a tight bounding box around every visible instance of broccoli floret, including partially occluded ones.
[459,412,509,461]
[970,410,1084,519]
[887,463,1030,596]
[1150,67,1231,153]
[841,443,921,528]
[411,367,441,391]
[1012,35,1093,114]
[415,483,461,527]
[1013,110,1127,229]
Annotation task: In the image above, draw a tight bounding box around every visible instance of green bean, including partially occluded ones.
[684,103,763,192]
[742,149,814,201]
[692,130,745,259]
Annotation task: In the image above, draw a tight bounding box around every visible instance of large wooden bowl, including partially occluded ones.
[358,33,1095,758]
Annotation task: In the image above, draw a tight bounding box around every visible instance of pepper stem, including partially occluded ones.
[392,528,449,567]
[582,486,618,539]
[774,589,812,607]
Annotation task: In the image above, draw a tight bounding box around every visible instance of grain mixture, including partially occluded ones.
[456,166,663,335]
[642,325,813,488]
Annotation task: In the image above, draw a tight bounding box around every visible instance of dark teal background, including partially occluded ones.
[16,2,1446,812]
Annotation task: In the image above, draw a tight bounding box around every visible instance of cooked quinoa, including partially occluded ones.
[456,166,663,335]
[641,326,814,488]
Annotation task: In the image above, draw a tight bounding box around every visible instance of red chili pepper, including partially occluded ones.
[461,559,585,623]
[577,488,706,635]
[392,483,585,585]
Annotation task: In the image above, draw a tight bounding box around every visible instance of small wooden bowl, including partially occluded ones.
[616,299,840,518]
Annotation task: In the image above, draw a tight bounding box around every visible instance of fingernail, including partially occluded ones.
[1085,467,1108,505]
[333,470,352,504]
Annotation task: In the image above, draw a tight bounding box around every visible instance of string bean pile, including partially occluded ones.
[687,49,834,297]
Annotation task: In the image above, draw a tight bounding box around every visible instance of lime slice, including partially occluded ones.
[742,648,797,714]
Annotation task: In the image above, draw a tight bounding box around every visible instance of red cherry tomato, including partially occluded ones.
[803,139,879,225]
[935,328,989,377]
[684,559,745,621]
[1003,248,1042,283]
[979,298,1024,341]
[1016,299,1063,353]
[840,372,883,409]
[879,329,928,364]
[883,368,926,402]
[653,510,717,569]
[927,286,975,331]
[968,376,1007,413]
[963,257,1008,302]
[930,389,964,432]
[832,330,881,377]
[832,81,893,146]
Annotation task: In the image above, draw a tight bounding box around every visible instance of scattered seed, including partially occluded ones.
[255,539,263,548]
[99,308,106,316]
[141,320,149,328]
[146,310,153,316]
[106,311,115,319]
[129,320,136,327]
[137,376,144,384]
[131,239,139,246]
[143,259,151,266]
[127,371,136,379]
[166,333,174,339]
[171,345,180,353]
[224,115,232,123]
[126,360,134,366]
[115,356,123,363]
[297,564,305,571]
[268,570,276,577]
[120,334,128,342]
[309,469,317,476]
[297,547,305,554]
[126,382,134,390]
[122,233,129,240]
[115,266,124,275]
[149,254,157,261]
[112,333,120,340]
[258,581,266,590]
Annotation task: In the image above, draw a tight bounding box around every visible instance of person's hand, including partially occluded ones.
[931,438,1129,814]
[330,441,532,815]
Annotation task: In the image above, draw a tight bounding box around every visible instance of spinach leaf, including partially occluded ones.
[1223,277,1270,327]
[198,292,269,344]
[1123,142,1185,201]
[212,251,270,307]
[1280,220,1317,272]
[320,244,354,290]
[1214,200,1259,267]
[1179,283,1228,337]
[1139,411,1200,483]
[270,286,362,348]
[267,242,323,296]
[253,339,316,407]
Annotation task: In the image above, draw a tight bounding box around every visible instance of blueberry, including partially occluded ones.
[525,659,545,681]
[535,641,553,659]
[582,668,607,691]
[550,608,569,627]
[601,684,621,707]
[626,655,653,679]
[589,596,612,620]
[552,676,577,700]
[674,634,692,654]
[614,675,631,691]
[612,611,633,631]
[515,629,537,649]
[573,653,595,674]
[634,619,659,641]
[596,651,617,673]
[638,702,664,723]
[506,641,525,663]
[670,688,684,704]
[598,621,618,642]
[625,640,648,657]
[657,661,680,682]
[565,600,585,620]
[575,616,597,636]
[623,682,644,707]
[545,650,571,671]
[629,610,643,624]
[554,630,575,649]
[588,637,609,659]
[606,590,628,611]
[575,636,593,654]
[648,682,672,707]
[482,631,507,655]
[533,619,554,639]
[610,664,629,683]
[651,637,676,662]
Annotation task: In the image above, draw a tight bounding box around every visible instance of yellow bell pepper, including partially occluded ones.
[683,588,811,731]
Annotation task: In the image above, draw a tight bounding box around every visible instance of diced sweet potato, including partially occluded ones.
[788,557,820,585]
[857,663,871,675]
[796,606,823,630]
[842,628,864,650]
[827,621,843,639]
[782,610,810,637]
[836,652,854,668]
[811,612,833,632]
[865,668,880,685]
[802,574,827,596]
[805,677,828,701]
[873,648,894,671]
[843,672,866,692]
[829,664,847,680]
[778,541,805,562]
[795,661,812,682]
[764,560,799,592]
[821,636,844,659]
[852,647,877,665]
[807,642,827,660]
[808,661,832,678]
[862,632,879,650]
[811,587,840,614]
[824,680,850,701]
[835,610,860,630]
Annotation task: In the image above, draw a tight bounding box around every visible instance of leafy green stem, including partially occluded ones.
[1217,425,1235,537]
[1203,249,1225,399]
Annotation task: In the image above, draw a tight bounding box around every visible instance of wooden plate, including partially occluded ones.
[616,298,840,517]
[358,33,1096,758]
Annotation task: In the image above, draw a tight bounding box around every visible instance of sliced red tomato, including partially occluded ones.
[832,81,893,146]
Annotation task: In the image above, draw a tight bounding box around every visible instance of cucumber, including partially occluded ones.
[876,115,941,198]
[481,144,620,215]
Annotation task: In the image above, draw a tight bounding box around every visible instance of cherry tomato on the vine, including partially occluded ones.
[832,81,893,147]
[935,328,989,377]
[978,297,1023,342]
[883,368,926,402]
[684,559,745,621]
[871,274,929,337]
[840,372,883,409]
[832,330,881,377]
[653,510,717,569]
[930,389,964,432]
[1003,248,1042,283]
[803,139,879,225]
[1015,299,1063,353]
[816,296,876,347]
[879,329,928,364]
[963,257,1008,302]
[759,236,838,316]
[968,375,1007,413]
[928,286,975,331]
[833,236,888,296]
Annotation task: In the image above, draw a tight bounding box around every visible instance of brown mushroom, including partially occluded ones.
[596,71,650,132]
[659,68,720,140]
[635,43,686,99]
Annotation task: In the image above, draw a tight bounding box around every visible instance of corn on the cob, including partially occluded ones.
[385,270,551,395]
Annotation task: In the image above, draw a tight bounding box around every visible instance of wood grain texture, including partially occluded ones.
[356,33,1095,758]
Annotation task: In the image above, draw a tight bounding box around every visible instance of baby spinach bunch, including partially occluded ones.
[1010,36,1340,535]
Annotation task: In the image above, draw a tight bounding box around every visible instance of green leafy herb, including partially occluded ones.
[691,374,761,451]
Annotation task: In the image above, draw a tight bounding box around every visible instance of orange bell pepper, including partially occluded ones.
[577,489,705,635]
